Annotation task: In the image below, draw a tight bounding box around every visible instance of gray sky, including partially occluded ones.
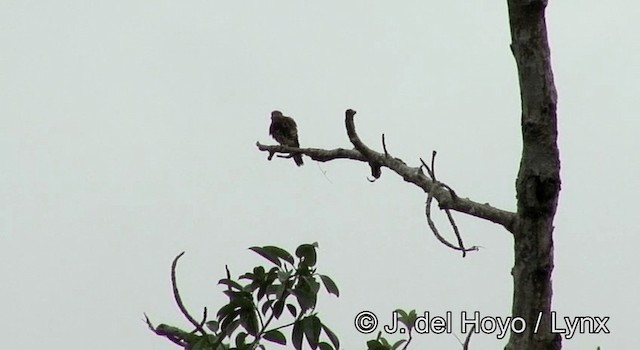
[1,1,638,349]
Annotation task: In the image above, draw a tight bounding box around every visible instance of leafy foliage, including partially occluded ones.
[147,243,340,350]
[365,310,415,350]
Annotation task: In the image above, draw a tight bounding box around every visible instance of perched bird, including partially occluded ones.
[269,110,304,166]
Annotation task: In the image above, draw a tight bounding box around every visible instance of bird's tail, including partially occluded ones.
[294,154,304,166]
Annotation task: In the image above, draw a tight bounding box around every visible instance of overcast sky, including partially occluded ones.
[1,1,638,349]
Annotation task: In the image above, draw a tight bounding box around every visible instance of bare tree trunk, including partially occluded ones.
[506,1,561,349]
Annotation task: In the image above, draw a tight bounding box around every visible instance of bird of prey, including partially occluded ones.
[269,110,304,166]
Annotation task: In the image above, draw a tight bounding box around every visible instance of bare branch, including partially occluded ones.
[423,152,474,256]
[462,325,474,350]
[452,324,475,350]
[256,142,366,163]
[345,109,382,180]
[382,133,389,156]
[256,110,516,232]
[198,307,208,331]
[430,151,437,180]
[444,207,474,257]
[419,157,433,180]
[171,252,207,335]
[426,193,478,254]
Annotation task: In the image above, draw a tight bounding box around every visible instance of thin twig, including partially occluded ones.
[382,134,389,156]
[419,157,434,179]
[445,208,478,257]
[462,324,475,350]
[401,329,413,350]
[441,182,459,201]
[425,194,477,254]
[198,307,208,331]
[425,151,477,255]
[425,194,462,250]
[446,208,467,257]
[431,151,437,179]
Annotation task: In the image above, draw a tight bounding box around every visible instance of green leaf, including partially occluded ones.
[304,275,322,293]
[249,246,282,267]
[277,269,294,284]
[366,339,389,350]
[265,245,295,265]
[191,338,211,350]
[205,320,219,332]
[238,272,255,282]
[318,274,340,297]
[240,309,259,336]
[249,246,294,267]
[394,309,416,331]
[223,291,254,309]
[257,285,267,301]
[295,244,317,267]
[253,266,266,278]
[292,319,304,350]
[408,310,417,323]
[217,303,237,321]
[303,315,322,349]
[272,299,285,319]
[321,322,340,350]
[265,283,280,297]
[263,330,287,345]
[286,303,298,318]
[261,299,274,315]
[220,309,242,333]
[405,310,417,331]
[235,332,248,348]
[293,282,317,313]
[267,266,279,276]
[219,319,240,339]
[218,278,243,291]
[394,309,407,321]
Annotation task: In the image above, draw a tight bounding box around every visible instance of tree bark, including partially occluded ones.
[506,1,561,350]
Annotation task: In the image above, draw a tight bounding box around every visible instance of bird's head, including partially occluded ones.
[271,110,283,119]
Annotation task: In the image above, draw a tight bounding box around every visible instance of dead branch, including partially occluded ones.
[462,325,474,350]
[171,252,207,335]
[423,151,476,256]
[425,193,479,255]
[256,109,516,233]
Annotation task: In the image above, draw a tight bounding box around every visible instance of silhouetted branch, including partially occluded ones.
[171,252,207,335]
[345,109,382,180]
[198,307,208,331]
[423,151,475,256]
[256,143,366,163]
[256,109,516,233]
[462,325,474,350]
[382,134,389,156]
[419,157,434,179]
[452,324,475,350]
[425,193,478,254]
